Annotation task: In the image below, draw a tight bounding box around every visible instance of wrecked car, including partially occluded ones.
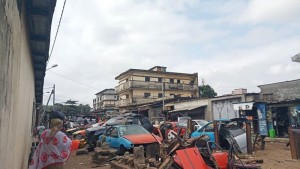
[86,114,153,151]
[99,124,162,155]
[191,119,247,154]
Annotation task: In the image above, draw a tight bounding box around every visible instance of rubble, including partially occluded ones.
[93,123,264,169]
[76,148,88,155]
[93,142,118,164]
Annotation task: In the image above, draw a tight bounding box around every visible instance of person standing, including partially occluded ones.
[29,111,71,169]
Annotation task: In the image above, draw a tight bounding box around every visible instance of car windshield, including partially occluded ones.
[104,116,125,126]
[194,120,209,126]
[119,125,149,136]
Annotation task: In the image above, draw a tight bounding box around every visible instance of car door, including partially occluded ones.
[192,122,215,142]
[105,127,120,148]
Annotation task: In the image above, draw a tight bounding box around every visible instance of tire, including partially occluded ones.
[119,145,126,155]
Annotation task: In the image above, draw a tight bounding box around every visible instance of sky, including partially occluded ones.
[44,0,300,106]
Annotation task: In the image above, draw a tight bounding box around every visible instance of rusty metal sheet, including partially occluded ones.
[176,147,208,169]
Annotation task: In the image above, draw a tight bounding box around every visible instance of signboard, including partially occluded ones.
[256,103,268,136]
[233,102,254,111]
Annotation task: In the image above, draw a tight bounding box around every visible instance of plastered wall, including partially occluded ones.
[0,1,35,168]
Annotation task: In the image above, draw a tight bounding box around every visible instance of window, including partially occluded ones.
[107,127,118,138]
[126,94,129,99]
[158,78,163,83]
[200,123,214,132]
[158,93,163,98]
[177,79,180,83]
[145,76,150,82]
[144,93,151,98]
[170,79,174,83]
[125,78,129,82]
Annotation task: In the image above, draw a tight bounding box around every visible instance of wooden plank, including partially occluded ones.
[288,127,297,159]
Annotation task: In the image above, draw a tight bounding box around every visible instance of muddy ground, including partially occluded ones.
[64,142,300,169]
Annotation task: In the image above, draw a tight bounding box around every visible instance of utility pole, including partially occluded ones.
[162,79,165,111]
[53,84,55,110]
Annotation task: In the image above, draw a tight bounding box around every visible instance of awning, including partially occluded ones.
[164,103,174,107]
[168,105,206,113]
[233,102,254,111]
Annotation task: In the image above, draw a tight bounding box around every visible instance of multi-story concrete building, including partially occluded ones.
[94,89,118,112]
[115,66,199,111]
[0,1,56,168]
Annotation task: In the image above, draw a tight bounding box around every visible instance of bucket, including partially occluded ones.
[269,129,276,138]
[71,140,80,150]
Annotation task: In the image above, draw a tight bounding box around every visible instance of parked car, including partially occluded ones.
[177,119,209,131]
[99,124,162,155]
[86,116,125,150]
[86,114,153,151]
[124,113,153,132]
[72,121,105,140]
[191,118,247,154]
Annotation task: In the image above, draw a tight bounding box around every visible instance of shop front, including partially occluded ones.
[233,102,269,137]
[268,101,300,137]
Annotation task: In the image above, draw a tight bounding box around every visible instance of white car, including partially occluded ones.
[177,119,209,130]
[192,119,209,129]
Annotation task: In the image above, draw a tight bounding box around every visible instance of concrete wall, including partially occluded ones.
[132,89,191,98]
[212,98,241,120]
[174,99,211,120]
[148,107,162,120]
[0,1,35,169]
[259,80,300,102]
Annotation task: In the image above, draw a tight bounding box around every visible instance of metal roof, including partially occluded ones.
[26,0,57,104]
[292,53,300,62]
[115,68,198,80]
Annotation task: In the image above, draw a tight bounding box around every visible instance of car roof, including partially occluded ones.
[112,124,141,127]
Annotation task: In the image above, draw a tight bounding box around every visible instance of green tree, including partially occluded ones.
[43,102,91,116]
[199,85,217,98]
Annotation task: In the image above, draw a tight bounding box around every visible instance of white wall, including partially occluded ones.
[0,1,35,169]
[212,98,241,120]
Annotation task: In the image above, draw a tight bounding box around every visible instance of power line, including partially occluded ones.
[48,71,98,90]
[47,0,67,66]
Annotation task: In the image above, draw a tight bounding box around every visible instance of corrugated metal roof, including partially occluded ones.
[26,0,57,103]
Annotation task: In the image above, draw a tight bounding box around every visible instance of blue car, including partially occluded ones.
[99,124,161,155]
[191,121,215,142]
[191,119,247,154]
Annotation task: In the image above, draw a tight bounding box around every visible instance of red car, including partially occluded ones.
[158,122,188,140]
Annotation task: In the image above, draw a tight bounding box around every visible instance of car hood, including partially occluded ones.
[122,134,158,144]
[87,126,105,132]
[73,130,85,135]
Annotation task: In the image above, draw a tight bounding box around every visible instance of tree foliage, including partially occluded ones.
[198,85,217,98]
[44,103,91,116]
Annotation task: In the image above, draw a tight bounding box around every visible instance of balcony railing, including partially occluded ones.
[115,96,174,107]
[115,80,197,93]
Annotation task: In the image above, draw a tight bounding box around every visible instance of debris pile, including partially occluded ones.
[111,146,159,169]
[93,142,117,164]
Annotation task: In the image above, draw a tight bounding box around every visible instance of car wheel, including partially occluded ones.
[119,145,126,155]
[75,134,83,140]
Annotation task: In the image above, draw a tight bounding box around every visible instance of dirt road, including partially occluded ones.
[63,142,300,169]
[254,142,300,169]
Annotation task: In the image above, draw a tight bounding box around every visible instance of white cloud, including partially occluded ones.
[44,0,300,105]
[237,0,300,24]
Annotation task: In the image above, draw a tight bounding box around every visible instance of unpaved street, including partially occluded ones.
[254,142,300,169]
[63,142,300,169]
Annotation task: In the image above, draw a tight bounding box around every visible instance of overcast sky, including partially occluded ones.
[44,0,300,106]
